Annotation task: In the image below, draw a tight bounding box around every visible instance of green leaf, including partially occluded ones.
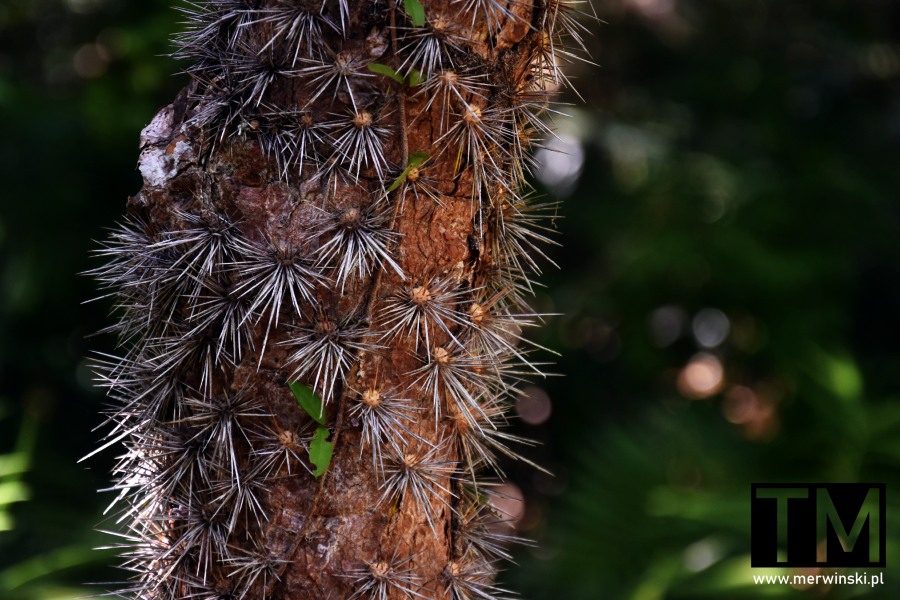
[407,68,424,88]
[367,62,404,84]
[403,0,426,27]
[289,381,326,425]
[308,426,334,478]
[387,151,430,192]
[386,173,407,193]
[289,384,332,477]
[408,151,429,167]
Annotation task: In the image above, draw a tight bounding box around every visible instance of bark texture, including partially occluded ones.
[92,0,587,598]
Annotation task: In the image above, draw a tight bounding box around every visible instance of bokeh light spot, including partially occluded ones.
[516,386,552,425]
[535,134,585,196]
[722,385,778,440]
[683,538,723,572]
[73,43,110,79]
[648,305,687,347]
[491,483,526,528]
[677,353,724,399]
[692,307,730,348]
[627,0,675,18]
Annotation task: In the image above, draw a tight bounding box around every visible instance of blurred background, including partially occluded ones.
[1,0,899,598]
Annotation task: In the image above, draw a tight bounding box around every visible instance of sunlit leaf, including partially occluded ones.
[308,426,334,478]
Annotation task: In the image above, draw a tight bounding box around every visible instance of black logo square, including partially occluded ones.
[751,483,885,567]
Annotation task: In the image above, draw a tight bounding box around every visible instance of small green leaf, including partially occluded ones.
[387,171,408,193]
[408,151,429,167]
[367,62,404,84]
[387,151,430,192]
[289,381,326,425]
[407,68,424,88]
[403,0,426,27]
[309,426,334,478]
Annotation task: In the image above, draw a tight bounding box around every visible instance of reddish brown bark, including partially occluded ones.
[96,0,569,597]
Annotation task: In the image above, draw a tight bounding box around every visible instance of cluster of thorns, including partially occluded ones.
[90,0,593,597]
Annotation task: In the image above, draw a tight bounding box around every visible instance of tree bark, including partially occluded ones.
[92,0,581,597]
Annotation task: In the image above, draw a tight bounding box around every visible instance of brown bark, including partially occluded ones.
[93,0,573,598]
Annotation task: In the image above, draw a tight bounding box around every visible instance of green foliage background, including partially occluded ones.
[0,1,898,598]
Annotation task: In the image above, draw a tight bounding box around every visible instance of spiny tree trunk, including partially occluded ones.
[91,0,589,598]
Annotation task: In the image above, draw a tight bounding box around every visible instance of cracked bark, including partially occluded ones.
[99,0,559,597]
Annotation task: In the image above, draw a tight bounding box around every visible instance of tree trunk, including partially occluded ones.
[92,0,585,597]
